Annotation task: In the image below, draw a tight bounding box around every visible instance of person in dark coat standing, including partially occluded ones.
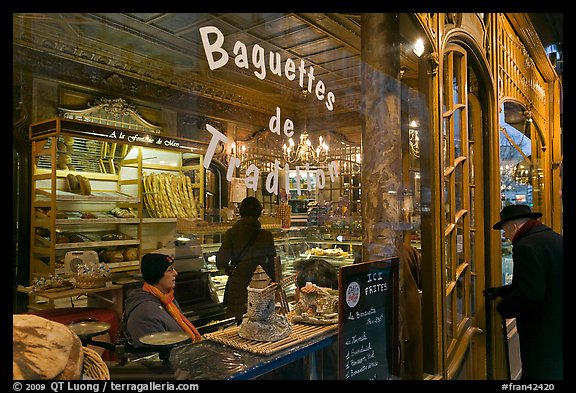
[216,196,277,325]
[398,243,423,380]
[484,204,563,380]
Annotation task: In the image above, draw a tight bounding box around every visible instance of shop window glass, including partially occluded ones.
[454,109,462,157]
[499,103,533,285]
[456,225,464,266]
[455,164,463,213]
[456,273,465,324]
[445,292,453,340]
[469,229,476,271]
[444,236,452,284]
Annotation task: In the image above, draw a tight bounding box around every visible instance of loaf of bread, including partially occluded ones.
[100,249,124,263]
[67,173,80,193]
[13,314,84,380]
[57,154,70,170]
[77,175,91,195]
[57,140,67,153]
[63,136,75,147]
[123,247,138,261]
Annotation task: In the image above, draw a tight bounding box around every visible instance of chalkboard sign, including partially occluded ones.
[338,257,399,380]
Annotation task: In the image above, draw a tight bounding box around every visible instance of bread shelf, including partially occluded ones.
[28,118,208,292]
[35,188,140,203]
[54,218,142,225]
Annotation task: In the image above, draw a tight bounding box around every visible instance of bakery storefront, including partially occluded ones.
[13,13,562,380]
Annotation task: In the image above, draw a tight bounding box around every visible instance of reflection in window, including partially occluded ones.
[456,226,464,266]
[499,103,534,285]
[499,110,532,208]
[444,180,451,223]
[446,293,453,340]
[442,118,449,169]
[455,164,463,212]
[469,142,475,185]
[469,229,476,271]
[456,274,465,324]
[469,188,476,227]
[444,237,452,284]
[470,274,476,315]
[454,109,461,157]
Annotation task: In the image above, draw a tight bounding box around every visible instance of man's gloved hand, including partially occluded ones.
[483,286,507,300]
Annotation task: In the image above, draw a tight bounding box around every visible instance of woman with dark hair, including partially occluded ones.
[216,196,277,325]
[293,257,338,300]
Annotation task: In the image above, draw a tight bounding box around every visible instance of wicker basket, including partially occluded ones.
[82,346,110,380]
[75,276,108,289]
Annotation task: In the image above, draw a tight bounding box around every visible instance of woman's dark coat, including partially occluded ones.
[216,216,277,323]
[124,289,186,347]
[496,221,563,380]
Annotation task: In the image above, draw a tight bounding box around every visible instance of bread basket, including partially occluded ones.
[75,276,107,289]
[82,346,110,380]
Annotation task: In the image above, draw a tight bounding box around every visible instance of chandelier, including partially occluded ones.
[408,120,420,158]
[282,130,329,165]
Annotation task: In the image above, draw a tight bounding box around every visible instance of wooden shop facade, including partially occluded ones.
[13,13,563,380]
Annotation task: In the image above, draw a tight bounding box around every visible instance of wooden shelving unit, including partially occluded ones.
[28,117,206,285]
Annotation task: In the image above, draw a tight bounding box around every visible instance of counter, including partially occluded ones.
[169,324,337,380]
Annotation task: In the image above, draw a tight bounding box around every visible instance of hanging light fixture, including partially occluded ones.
[408,120,420,158]
[282,88,329,166]
[283,130,329,165]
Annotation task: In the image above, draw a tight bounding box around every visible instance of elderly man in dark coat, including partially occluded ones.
[216,196,277,325]
[484,204,563,380]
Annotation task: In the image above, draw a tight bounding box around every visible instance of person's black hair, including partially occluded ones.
[239,196,263,218]
[293,258,339,289]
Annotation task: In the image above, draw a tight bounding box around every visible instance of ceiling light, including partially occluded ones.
[413,38,425,57]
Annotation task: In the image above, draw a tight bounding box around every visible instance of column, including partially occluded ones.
[360,13,403,261]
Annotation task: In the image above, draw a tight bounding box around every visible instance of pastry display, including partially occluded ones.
[75,261,111,288]
[292,282,339,324]
[275,203,291,228]
[303,247,350,258]
[31,274,74,292]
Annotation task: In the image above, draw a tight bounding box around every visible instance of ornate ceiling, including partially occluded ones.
[13,13,367,144]
[13,13,561,146]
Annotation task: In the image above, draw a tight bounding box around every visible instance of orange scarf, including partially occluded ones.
[142,283,202,342]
